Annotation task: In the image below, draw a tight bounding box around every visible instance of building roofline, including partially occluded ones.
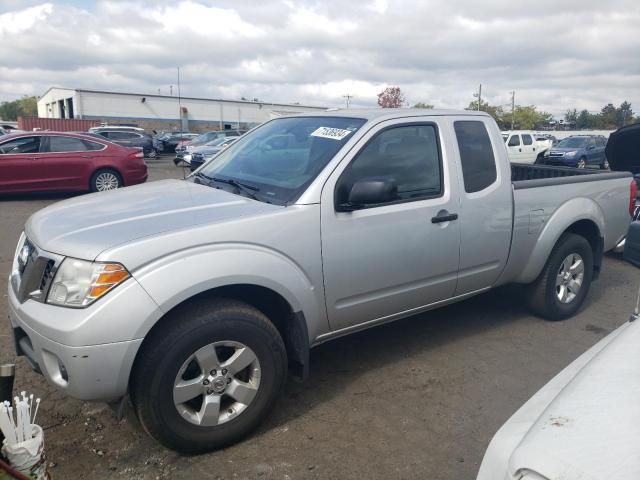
[39,87,326,110]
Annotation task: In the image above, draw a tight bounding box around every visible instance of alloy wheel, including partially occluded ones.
[173,341,261,426]
[95,172,120,191]
[555,253,584,304]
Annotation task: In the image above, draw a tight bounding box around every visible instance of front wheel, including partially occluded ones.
[526,233,594,320]
[600,158,609,170]
[577,157,586,169]
[130,299,287,453]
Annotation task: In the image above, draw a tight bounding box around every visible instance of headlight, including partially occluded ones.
[544,150,550,157]
[565,150,577,157]
[46,258,130,308]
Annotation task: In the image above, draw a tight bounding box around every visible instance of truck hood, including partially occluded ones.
[508,319,640,479]
[25,179,281,260]
[606,123,640,174]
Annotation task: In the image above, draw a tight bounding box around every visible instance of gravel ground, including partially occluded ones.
[0,157,638,479]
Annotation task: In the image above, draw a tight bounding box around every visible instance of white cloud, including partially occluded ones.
[0,2,51,34]
[0,0,639,116]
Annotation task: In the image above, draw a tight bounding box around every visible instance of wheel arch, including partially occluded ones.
[516,198,604,284]
[131,284,311,391]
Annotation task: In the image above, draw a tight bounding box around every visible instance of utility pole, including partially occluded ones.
[169,85,173,96]
[343,94,353,109]
[510,91,516,130]
[158,88,161,95]
[177,67,183,130]
[477,84,482,111]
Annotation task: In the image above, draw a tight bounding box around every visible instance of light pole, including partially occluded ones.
[473,84,482,111]
[343,94,353,109]
[510,91,515,130]
[177,67,183,130]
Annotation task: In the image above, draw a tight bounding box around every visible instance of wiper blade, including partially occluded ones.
[211,177,261,200]
[194,171,214,182]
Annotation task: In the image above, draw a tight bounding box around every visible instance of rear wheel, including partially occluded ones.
[130,299,287,453]
[90,168,122,192]
[527,233,594,321]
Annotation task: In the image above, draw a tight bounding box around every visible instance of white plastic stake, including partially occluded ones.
[32,398,41,426]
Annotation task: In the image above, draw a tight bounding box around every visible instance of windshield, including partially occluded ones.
[192,116,366,205]
[191,132,216,145]
[557,137,588,148]
[204,137,231,147]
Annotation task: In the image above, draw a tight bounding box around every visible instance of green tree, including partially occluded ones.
[466,99,505,128]
[412,102,434,109]
[0,96,38,121]
[617,101,633,127]
[564,109,578,126]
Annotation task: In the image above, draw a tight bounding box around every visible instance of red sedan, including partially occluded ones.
[0,132,148,194]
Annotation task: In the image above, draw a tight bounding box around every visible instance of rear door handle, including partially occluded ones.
[431,212,458,223]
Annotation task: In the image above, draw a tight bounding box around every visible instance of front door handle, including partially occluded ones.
[81,155,94,158]
[431,212,458,224]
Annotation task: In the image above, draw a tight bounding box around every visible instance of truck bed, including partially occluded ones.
[511,163,630,187]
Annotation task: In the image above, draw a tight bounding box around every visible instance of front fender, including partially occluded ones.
[515,197,604,284]
[131,243,325,341]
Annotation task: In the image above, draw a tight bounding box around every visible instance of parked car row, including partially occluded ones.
[0,131,147,193]
[174,130,245,164]
[502,130,609,169]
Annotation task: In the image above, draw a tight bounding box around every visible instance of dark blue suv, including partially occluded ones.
[542,135,608,169]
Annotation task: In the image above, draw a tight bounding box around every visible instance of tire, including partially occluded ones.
[130,298,287,453]
[577,157,586,169]
[600,158,609,170]
[527,233,594,321]
[146,148,158,159]
[90,168,122,192]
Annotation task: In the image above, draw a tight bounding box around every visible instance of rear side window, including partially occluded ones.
[337,124,442,206]
[522,134,533,145]
[108,131,139,140]
[83,140,105,151]
[0,136,41,154]
[47,136,88,152]
[454,121,498,193]
[508,135,520,147]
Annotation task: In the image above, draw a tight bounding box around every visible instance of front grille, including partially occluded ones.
[13,237,59,304]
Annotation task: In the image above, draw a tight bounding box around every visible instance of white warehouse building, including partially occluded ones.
[37,87,327,132]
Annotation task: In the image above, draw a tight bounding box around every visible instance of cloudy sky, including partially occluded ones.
[1,0,639,116]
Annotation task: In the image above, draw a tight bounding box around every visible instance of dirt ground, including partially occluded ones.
[1,157,638,479]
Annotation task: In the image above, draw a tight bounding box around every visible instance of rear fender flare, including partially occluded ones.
[515,197,604,284]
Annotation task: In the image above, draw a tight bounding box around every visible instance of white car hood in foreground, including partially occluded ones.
[477,319,640,480]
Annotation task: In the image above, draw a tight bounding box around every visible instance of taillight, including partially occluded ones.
[128,149,144,159]
[630,179,638,217]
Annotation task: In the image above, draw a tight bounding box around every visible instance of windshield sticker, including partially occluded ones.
[310,127,352,141]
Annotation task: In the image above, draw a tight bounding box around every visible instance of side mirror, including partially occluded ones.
[587,145,595,150]
[337,178,397,212]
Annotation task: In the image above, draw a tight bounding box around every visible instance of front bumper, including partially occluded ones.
[7,264,162,402]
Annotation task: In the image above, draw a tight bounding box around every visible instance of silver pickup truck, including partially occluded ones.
[8,110,635,452]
